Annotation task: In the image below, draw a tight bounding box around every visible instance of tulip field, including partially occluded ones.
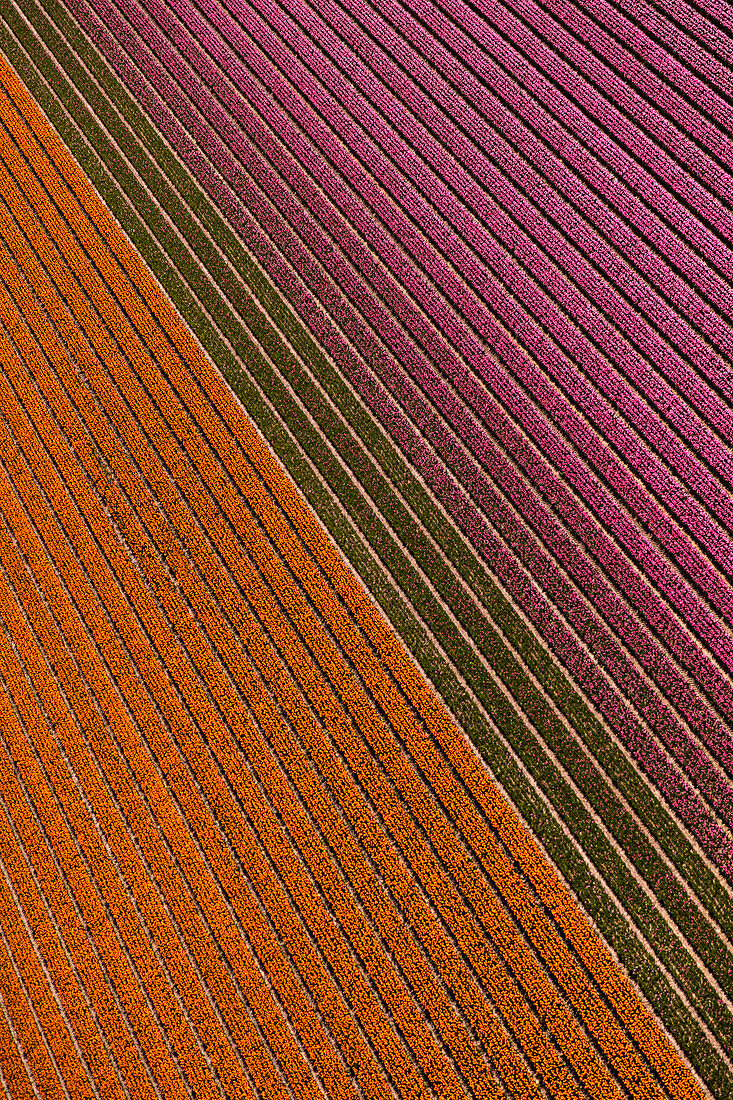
[0,0,730,1094]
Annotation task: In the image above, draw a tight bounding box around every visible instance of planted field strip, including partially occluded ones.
[1,0,732,1094]
[0,43,715,1100]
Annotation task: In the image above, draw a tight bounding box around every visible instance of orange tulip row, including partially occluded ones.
[0,543,219,1100]
[0,660,161,1100]
[0,961,44,1100]
[0,51,707,1100]
[0,770,98,1100]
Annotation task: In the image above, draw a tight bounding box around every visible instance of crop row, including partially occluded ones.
[0,948,44,1100]
[307,0,733,319]
[0,505,215,1099]
[0,741,102,1100]
[0,404,275,1100]
[0,36,713,1100]
[0,646,163,1100]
